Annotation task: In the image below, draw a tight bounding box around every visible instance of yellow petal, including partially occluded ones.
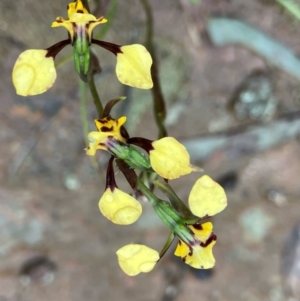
[87,17,107,35]
[174,222,216,269]
[191,222,213,241]
[116,244,159,276]
[94,116,127,143]
[189,175,227,217]
[150,137,194,180]
[116,44,153,89]
[69,13,97,22]
[99,188,142,225]
[52,15,106,42]
[12,50,56,96]
[86,131,109,156]
[67,0,89,17]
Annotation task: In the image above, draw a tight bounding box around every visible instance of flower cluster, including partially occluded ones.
[12,0,153,96]
[86,98,227,276]
[12,0,227,277]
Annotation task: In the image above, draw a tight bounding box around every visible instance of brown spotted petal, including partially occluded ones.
[174,222,217,269]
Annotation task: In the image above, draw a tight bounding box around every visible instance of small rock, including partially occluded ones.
[229,70,277,121]
[19,255,56,286]
[239,207,274,243]
[64,174,81,191]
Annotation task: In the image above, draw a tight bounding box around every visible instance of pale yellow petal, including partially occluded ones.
[12,49,56,96]
[67,0,89,17]
[150,137,193,180]
[184,242,216,269]
[69,13,97,22]
[86,131,109,155]
[189,175,227,217]
[99,188,142,225]
[116,44,153,89]
[116,244,159,276]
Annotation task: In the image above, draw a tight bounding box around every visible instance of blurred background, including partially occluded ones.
[1,0,300,300]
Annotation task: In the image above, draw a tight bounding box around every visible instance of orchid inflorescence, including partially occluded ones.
[12,0,227,277]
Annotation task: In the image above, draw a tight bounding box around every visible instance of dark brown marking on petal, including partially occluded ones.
[56,19,63,23]
[106,156,117,190]
[127,137,154,153]
[77,9,84,13]
[182,256,187,263]
[178,240,182,246]
[67,4,70,10]
[200,265,204,269]
[200,233,217,248]
[120,126,130,140]
[97,119,106,124]
[91,39,122,55]
[188,246,193,256]
[46,39,70,58]
[101,126,113,132]
[193,224,203,230]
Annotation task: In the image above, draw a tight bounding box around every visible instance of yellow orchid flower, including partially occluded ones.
[174,223,216,269]
[86,116,127,156]
[116,244,159,276]
[115,175,227,274]
[12,0,153,96]
[174,175,227,269]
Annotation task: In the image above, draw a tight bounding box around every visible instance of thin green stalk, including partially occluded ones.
[89,76,103,117]
[275,0,300,20]
[140,0,167,139]
[80,2,103,120]
[80,78,100,172]
[153,180,194,219]
[79,80,89,145]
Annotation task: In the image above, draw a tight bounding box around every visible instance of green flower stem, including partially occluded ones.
[137,177,196,243]
[80,61,99,172]
[89,76,103,118]
[140,0,167,139]
[136,178,182,227]
[153,180,195,219]
[79,79,89,146]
